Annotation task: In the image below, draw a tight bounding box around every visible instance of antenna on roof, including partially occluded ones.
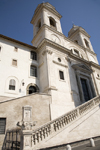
[72,21,74,27]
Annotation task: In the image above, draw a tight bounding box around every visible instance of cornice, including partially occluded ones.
[68,27,90,39]
[31,3,62,24]
[38,38,100,70]
[32,24,96,56]
[0,34,37,50]
[53,60,68,68]
[42,50,53,55]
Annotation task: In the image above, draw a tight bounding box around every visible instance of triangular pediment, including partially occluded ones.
[72,63,93,73]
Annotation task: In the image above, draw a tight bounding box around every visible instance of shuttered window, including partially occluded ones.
[30,65,37,77]
[9,79,16,90]
[0,118,6,134]
[30,51,37,60]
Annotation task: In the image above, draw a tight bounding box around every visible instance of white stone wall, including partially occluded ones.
[0,38,39,99]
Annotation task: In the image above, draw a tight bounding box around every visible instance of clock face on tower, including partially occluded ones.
[51,34,60,44]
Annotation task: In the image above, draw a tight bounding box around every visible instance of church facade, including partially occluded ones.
[0,2,100,149]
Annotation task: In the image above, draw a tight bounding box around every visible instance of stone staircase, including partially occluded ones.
[2,95,100,150]
[30,95,100,149]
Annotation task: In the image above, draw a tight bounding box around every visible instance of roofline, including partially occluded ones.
[0,34,37,49]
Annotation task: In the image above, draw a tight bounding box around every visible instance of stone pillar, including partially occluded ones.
[19,106,36,150]
[66,144,72,150]
[76,71,84,102]
[90,138,95,147]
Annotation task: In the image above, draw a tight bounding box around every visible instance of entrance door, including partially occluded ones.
[81,78,90,102]
[29,86,37,94]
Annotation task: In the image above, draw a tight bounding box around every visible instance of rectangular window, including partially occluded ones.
[12,59,17,66]
[59,71,64,80]
[30,51,37,60]
[30,65,37,77]
[14,47,18,52]
[0,118,6,134]
[9,85,15,90]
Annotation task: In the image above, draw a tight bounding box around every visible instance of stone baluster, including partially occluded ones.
[50,123,54,133]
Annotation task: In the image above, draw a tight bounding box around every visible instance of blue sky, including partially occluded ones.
[0,0,100,63]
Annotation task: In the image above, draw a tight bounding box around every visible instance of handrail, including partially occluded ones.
[32,96,100,145]
[2,127,21,150]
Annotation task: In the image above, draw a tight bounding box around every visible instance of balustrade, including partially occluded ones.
[32,96,100,146]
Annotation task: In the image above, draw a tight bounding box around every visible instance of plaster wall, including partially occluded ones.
[0,39,39,99]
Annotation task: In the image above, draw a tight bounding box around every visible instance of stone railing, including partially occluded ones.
[32,96,100,146]
[2,128,21,150]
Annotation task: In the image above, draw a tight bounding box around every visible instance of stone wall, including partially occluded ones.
[0,93,51,150]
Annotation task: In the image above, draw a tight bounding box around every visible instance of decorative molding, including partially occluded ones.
[44,86,58,92]
[53,60,68,68]
[65,56,71,63]
[42,50,53,55]
[72,63,93,74]
[96,77,100,80]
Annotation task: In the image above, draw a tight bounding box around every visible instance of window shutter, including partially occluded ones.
[30,66,37,77]
[31,51,37,60]
[0,118,6,134]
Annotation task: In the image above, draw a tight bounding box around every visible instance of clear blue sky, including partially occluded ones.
[0,0,100,63]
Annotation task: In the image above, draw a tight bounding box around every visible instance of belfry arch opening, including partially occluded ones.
[49,17,56,29]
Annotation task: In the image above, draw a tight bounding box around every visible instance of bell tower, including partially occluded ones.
[68,25,94,52]
[31,2,62,46]
[68,25,98,64]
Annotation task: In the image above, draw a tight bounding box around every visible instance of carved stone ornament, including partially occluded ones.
[17,121,37,130]
[42,50,53,55]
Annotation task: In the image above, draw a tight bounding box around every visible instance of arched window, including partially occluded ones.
[49,17,56,29]
[84,39,89,48]
[9,79,16,90]
[37,19,41,31]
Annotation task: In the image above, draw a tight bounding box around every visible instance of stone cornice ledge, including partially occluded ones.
[42,50,53,55]
[53,60,68,68]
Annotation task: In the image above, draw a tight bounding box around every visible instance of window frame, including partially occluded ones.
[74,49,79,56]
[0,118,6,134]
[14,47,18,52]
[49,17,56,29]
[9,79,16,91]
[84,39,89,48]
[30,65,37,77]
[12,59,17,67]
[30,51,37,61]
[59,70,64,80]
